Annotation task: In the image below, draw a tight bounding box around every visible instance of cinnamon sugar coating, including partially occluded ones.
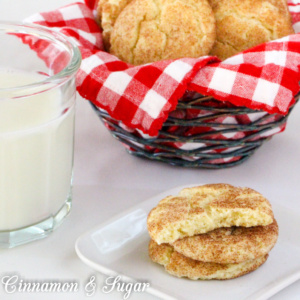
[109,0,216,65]
[97,0,132,50]
[147,184,274,244]
[149,239,268,280]
[209,0,294,60]
[172,220,278,263]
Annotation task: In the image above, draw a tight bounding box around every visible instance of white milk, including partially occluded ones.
[0,70,75,231]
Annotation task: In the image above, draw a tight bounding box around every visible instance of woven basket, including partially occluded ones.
[91,90,298,168]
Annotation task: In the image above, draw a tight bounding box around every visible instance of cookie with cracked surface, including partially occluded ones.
[97,0,132,50]
[109,0,216,65]
[147,184,274,244]
[172,220,278,264]
[209,0,294,60]
[149,239,268,280]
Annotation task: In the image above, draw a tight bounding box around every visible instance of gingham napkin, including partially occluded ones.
[25,0,300,136]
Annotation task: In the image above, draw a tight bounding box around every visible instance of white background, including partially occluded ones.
[0,1,300,299]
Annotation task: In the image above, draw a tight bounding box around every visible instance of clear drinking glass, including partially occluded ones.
[0,22,81,248]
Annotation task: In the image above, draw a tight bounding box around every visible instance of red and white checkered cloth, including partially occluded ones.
[25,0,300,137]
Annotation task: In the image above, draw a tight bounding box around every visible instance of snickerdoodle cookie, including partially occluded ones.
[97,0,132,50]
[147,184,274,245]
[149,239,268,280]
[172,220,278,264]
[109,0,216,65]
[209,0,294,60]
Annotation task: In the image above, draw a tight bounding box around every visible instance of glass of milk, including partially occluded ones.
[0,22,81,248]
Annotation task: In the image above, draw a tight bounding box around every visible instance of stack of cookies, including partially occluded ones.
[147,184,278,280]
[97,0,294,64]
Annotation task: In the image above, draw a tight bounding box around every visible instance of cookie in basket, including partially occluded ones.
[149,239,268,280]
[109,0,216,65]
[172,220,278,264]
[209,0,294,60]
[97,0,132,50]
[147,184,274,244]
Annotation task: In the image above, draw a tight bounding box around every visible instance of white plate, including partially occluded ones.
[75,185,300,300]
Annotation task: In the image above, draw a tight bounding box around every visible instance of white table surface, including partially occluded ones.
[1,1,300,299]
